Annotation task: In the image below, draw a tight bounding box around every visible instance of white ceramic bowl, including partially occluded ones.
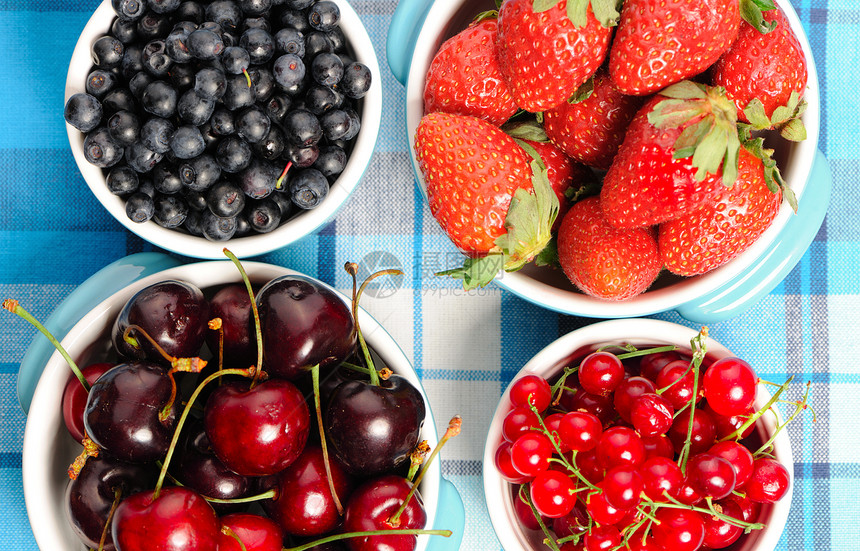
[395,0,828,323]
[482,318,794,551]
[22,260,451,551]
[66,0,382,259]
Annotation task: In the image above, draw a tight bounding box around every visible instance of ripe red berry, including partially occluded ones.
[578,351,625,396]
[651,508,705,551]
[510,374,553,413]
[630,393,674,436]
[597,426,646,470]
[640,456,684,502]
[601,465,643,510]
[687,453,737,500]
[558,411,603,453]
[510,432,555,477]
[703,357,757,416]
[529,470,577,518]
[743,458,791,503]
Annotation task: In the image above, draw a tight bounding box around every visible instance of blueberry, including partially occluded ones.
[152,163,184,194]
[222,46,251,75]
[305,84,340,115]
[239,27,275,64]
[165,29,193,63]
[200,209,237,241]
[137,13,173,40]
[326,27,347,53]
[84,127,124,168]
[177,89,215,125]
[279,8,311,32]
[107,110,140,145]
[289,168,328,209]
[282,108,322,147]
[243,16,271,32]
[274,27,304,56]
[308,1,340,32]
[179,153,221,191]
[237,0,271,16]
[194,67,227,100]
[236,105,271,143]
[253,125,285,160]
[168,62,196,90]
[64,93,103,132]
[140,117,175,153]
[313,145,346,180]
[86,69,118,98]
[111,17,138,44]
[142,39,172,76]
[184,209,204,236]
[183,188,208,211]
[238,158,278,198]
[138,178,156,197]
[320,109,352,141]
[125,141,163,173]
[272,54,305,91]
[248,67,275,102]
[341,106,361,140]
[311,52,343,87]
[187,28,225,59]
[102,88,136,115]
[92,36,125,69]
[148,0,182,14]
[141,80,178,117]
[246,198,281,233]
[304,31,334,58]
[264,93,291,122]
[170,125,206,159]
[222,73,256,110]
[153,194,189,228]
[198,121,220,150]
[233,211,252,237]
[340,62,371,99]
[269,189,293,218]
[129,71,153,98]
[206,180,246,217]
[211,108,236,135]
[206,0,242,33]
[111,0,145,21]
[121,44,144,78]
[175,1,205,23]
[126,192,155,222]
[216,136,252,172]
[282,141,318,168]
[107,165,140,195]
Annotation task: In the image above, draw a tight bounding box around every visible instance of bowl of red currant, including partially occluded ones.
[483,318,805,551]
[63,0,382,258]
[13,253,464,551]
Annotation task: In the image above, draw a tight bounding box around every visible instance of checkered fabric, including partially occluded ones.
[0,0,857,549]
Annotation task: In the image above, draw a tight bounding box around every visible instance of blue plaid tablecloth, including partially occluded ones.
[0,0,857,549]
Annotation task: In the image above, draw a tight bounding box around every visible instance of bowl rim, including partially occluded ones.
[404,0,821,318]
[22,260,442,551]
[481,318,795,551]
[65,0,383,259]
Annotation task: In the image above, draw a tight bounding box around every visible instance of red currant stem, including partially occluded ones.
[221,526,248,551]
[98,486,122,551]
[677,364,701,474]
[616,517,651,550]
[518,485,563,551]
[2,299,89,392]
[389,415,461,527]
[208,317,225,372]
[613,344,678,361]
[719,376,793,443]
[528,402,599,490]
[223,248,265,387]
[282,529,453,551]
[275,160,293,190]
[549,367,578,405]
[311,363,344,515]
[153,366,256,499]
[753,380,811,457]
[654,494,765,531]
[204,488,278,504]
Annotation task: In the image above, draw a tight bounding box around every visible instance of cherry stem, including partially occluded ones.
[311,363,344,515]
[98,486,122,551]
[719,376,793,443]
[154,366,257,499]
[223,248,265,386]
[340,359,383,378]
[389,415,461,527]
[204,488,277,504]
[754,380,811,456]
[282,529,453,551]
[208,317,225,372]
[407,440,431,481]
[68,436,100,480]
[2,299,89,392]
[519,485,562,551]
[275,161,293,190]
[221,526,248,551]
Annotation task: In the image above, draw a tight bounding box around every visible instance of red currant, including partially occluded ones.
[585,486,627,526]
[743,458,790,503]
[687,453,737,500]
[584,524,621,551]
[513,488,544,530]
[494,441,531,484]
[529,470,577,518]
[613,376,656,422]
[630,393,674,436]
[640,456,683,502]
[574,447,605,485]
[552,501,589,539]
[651,508,705,551]
[544,412,570,453]
[656,359,700,410]
[702,499,744,549]
[597,426,646,470]
[510,432,554,477]
[510,374,553,413]
[639,350,684,381]
[502,405,541,442]
[669,408,716,456]
[708,440,754,488]
[559,411,603,452]
[721,493,762,523]
[641,434,675,459]
[578,351,625,396]
[601,465,643,510]
[676,477,704,505]
[567,389,615,424]
[704,401,755,440]
[702,357,757,417]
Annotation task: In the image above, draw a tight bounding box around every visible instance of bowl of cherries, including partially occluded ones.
[484,318,806,551]
[63,0,382,258]
[13,253,464,551]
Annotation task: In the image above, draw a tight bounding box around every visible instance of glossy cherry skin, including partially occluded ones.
[112,280,209,361]
[494,441,531,484]
[742,457,791,503]
[112,487,221,551]
[84,362,181,463]
[509,374,552,412]
[530,470,577,518]
[174,420,257,514]
[262,444,354,537]
[651,508,705,551]
[687,453,737,500]
[218,513,285,551]
[204,378,310,476]
[65,455,157,551]
[326,374,425,476]
[256,275,356,380]
[62,362,114,443]
[702,357,757,417]
[342,474,427,551]
[205,283,257,368]
[702,499,744,549]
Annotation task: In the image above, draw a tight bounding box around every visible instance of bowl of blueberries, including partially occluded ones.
[64,0,382,258]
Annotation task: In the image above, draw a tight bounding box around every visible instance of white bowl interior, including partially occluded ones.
[22,261,441,551]
[482,318,794,551]
[66,0,383,259]
[405,0,820,318]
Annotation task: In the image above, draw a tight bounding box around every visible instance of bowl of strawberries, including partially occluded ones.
[388,0,830,323]
[482,318,804,551]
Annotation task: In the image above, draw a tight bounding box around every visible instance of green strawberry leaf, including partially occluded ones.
[564,178,601,202]
[740,0,778,34]
[590,0,621,28]
[742,92,807,141]
[568,76,595,104]
[436,254,505,290]
[659,81,709,100]
[473,9,499,22]
[513,138,548,171]
[504,120,550,142]
[741,134,798,213]
[780,118,807,142]
[534,0,562,13]
[743,99,772,130]
[673,119,712,158]
[564,0,590,27]
[533,236,559,268]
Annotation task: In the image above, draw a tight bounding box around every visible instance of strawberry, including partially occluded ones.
[543,68,647,169]
[710,5,808,141]
[413,112,558,288]
[496,0,618,112]
[600,81,742,229]
[608,0,740,96]
[423,18,519,126]
[658,147,782,276]
[557,196,662,300]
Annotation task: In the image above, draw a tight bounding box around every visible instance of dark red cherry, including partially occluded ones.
[112,280,209,361]
[205,283,257,368]
[65,455,157,551]
[262,444,354,537]
[218,513,285,551]
[256,275,356,380]
[325,374,425,477]
[111,487,221,551]
[62,362,114,443]
[342,474,427,551]
[84,362,181,463]
[204,378,310,476]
